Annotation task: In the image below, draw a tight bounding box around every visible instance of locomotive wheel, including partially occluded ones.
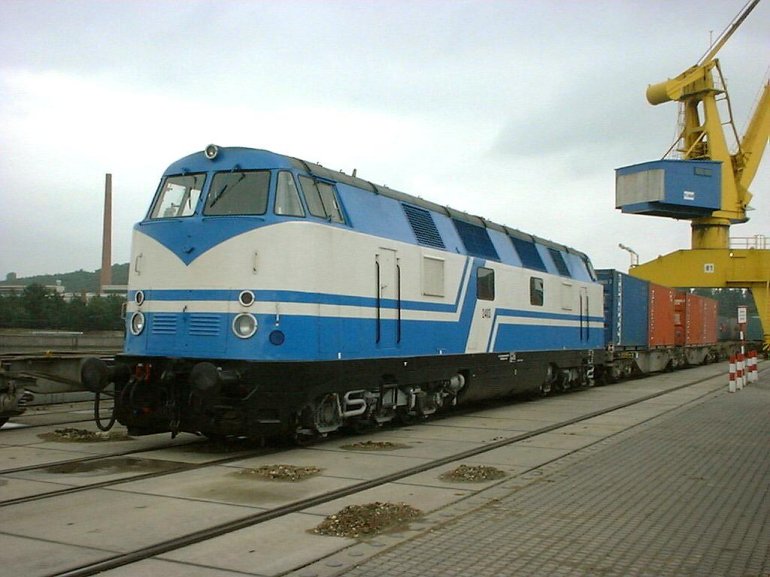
[540,364,559,396]
[345,418,375,435]
[395,410,420,426]
[293,429,321,446]
[200,431,227,443]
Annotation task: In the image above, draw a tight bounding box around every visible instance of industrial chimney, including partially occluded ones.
[100,173,112,294]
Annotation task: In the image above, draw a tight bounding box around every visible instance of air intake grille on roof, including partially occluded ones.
[453,219,499,261]
[402,204,445,249]
[548,248,571,277]
[510,237,547,271]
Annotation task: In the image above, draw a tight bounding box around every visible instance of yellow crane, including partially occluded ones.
[616,0,770,350]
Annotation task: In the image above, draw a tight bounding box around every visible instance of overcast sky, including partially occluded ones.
[1,0,768,281]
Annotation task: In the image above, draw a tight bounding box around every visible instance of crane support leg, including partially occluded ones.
[750,283,770,352]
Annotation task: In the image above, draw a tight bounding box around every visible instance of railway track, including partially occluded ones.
[3,400,107,431]
[9,363,734,577]
[0,438,275,507]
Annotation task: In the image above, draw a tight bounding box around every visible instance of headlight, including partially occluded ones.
[232,313,257,339]
[135,290,145,305]
[204,144,219,160]
[238,290,255,307]
[130,312,145,336]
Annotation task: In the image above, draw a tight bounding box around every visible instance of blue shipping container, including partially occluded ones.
[597,269,649,347]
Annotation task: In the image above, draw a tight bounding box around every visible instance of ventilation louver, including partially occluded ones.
[510,237,547,272]
[548,248,572,277]
[453,219,499,261]
[402,204,445,249]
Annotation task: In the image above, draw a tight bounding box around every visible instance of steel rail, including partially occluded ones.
[0,439,278,507]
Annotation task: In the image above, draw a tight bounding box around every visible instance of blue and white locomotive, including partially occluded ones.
[108,145,605,440]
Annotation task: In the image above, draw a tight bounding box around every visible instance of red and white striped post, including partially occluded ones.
[728,355,737,393]
[737,306,746,389]
[749,350,758,383]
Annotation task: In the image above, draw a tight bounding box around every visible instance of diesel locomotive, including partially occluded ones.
[83,145,607,440]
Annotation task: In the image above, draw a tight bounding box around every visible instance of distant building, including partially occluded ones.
[99,285,128,298]
[0,280,127,301]
[0,281,65,297]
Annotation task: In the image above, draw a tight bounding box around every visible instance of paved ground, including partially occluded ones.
[336,372,770,577]
[5,364,766,577]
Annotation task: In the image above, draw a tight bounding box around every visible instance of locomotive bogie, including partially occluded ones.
[114,348,600,440]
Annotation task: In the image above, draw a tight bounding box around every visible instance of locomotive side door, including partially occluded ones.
[376,248,400,350]
[579,286,590,342]
[466,265,496,353]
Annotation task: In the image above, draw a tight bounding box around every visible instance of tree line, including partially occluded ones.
[0,284,125,331]
[2,263,129,294]
[691,287,758,316]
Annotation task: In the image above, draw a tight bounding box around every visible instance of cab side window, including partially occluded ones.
[274,171,305,216]
[298,176,345,223]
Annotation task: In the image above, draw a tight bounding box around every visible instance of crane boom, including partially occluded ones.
[739,80,770,191]
[697,0,761,65]
[647,0,762,106]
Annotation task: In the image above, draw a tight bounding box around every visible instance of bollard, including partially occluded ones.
[729,355,736,393]
[755,350,760,382]
[737,352,745,390]
[749,350,758,383]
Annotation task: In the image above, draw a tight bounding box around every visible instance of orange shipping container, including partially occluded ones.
[675,292,718,346]
[648,283,676,347]
[701,297,718,344]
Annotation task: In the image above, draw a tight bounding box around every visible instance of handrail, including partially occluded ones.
[729,235,768,249]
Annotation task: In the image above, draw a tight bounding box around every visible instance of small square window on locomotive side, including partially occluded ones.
[422,256,445,297]
[530,277,544,306]
[477,267,495,301]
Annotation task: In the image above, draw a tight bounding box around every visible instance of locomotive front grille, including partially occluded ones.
[188,314,221,337]
[148,313,221,337]
[152,314,177,335]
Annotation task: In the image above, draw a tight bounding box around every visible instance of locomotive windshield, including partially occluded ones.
[204,170,270,216]
[150,174,206,219]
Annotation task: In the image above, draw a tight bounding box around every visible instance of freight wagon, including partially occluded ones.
[597,270,719,380]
